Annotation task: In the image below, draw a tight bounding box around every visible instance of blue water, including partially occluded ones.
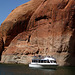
[0,64,75,75]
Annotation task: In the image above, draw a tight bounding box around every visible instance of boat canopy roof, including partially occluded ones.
[32,55,56,61]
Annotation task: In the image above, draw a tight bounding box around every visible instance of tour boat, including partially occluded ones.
[29,55,58,68]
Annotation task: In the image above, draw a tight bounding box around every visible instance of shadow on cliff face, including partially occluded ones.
[0,38,4,61]
[65,14,75,66]
[2,18,30,47]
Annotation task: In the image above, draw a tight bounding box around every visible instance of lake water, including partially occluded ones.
[0,64,75,75]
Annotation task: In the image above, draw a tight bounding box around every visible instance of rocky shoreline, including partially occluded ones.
[0,52,71,66]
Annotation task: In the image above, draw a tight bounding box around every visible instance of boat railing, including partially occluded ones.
[32,55,56,60]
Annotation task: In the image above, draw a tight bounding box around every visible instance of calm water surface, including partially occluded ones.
[0,64,75,75]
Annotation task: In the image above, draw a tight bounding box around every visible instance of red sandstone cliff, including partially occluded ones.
[0,0,75,66]
[0,27,4,51]
[1,0,44,46]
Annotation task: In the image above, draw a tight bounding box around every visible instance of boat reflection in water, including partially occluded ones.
[29,55,58,69]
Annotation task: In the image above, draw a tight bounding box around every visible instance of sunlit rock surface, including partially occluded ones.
[1,0,75,66]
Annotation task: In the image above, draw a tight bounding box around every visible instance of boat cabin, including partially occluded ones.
[32,56,57,63]
[32,59,56,63]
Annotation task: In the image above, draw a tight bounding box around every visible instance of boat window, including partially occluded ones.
[50,60,53,63]
[50,60,56,63]
[47,60,50,63]
[32,60,38,62]
[40,60,43,63]
[32,60,35,62]
[32,59,51,63]
[38,60,49,63]
[43,60,47,63]
[54,61,56,63]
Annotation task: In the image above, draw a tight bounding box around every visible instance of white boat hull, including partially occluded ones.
[29,64,58,69]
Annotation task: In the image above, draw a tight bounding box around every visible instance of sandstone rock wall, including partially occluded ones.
[0,27,4,53]
[0,27,4,60]
[1,55,32,64]
[0,0,75,66]
[1,0,44,46]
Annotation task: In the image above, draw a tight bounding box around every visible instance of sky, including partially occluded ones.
[0,0,30,25]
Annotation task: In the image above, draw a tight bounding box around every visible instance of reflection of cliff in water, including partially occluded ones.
[55,67,75,75]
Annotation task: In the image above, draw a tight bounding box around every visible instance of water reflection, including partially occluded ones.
[29,67,56,75]
[55,67,75,75]
[0,64,75,75]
